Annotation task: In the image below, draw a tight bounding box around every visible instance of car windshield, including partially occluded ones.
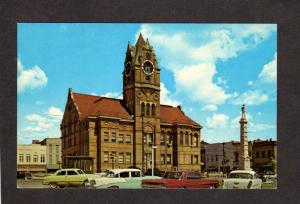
[229,173,253,179]
[105,171,118,178]
[163,172,182,179]
[77,170,85,174]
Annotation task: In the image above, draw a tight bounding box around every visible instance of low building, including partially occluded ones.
[17,141,47,174]
[39,138,62,172]
[203,141,253,172]
[252,139,277,172]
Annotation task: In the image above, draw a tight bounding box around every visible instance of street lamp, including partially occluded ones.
[151,145,157,176]
[110,154,115,169]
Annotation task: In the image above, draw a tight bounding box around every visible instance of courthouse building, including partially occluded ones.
[61,34,203,173]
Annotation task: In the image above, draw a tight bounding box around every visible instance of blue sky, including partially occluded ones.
[17,23,277,144]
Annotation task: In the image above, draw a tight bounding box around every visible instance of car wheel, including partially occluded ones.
[107,185,119,189]
[49,182,58,188]
[83,180,89,188]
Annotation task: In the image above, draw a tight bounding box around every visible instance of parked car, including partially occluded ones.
[42,168,95,188]
[263,171,277,180]
[88,168,160,189]
[222,170,262,189]
[142,171,219,189]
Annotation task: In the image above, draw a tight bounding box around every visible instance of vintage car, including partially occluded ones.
[87,168,160,189]
[222,170,262,189]
[42,168,95,188]
[263,171,277,180]
[142,171,219,189]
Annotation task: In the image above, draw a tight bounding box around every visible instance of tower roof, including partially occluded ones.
[136,33,146,47]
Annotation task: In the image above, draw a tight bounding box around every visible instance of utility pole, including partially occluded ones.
[151,125,157,176]
[222,142,225,176]
[141,115,145,173]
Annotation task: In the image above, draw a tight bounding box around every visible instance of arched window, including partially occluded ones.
[190,133,193,146]
[141,103,145,116]
[160,131,165,145]
[146,103,150,116]
[180,131,183,145]
[151,104,155,116]
[185,132,189,146]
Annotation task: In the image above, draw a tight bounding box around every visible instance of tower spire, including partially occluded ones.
[136,33,146,46]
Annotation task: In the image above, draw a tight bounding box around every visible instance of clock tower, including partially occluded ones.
[123,33,161,170]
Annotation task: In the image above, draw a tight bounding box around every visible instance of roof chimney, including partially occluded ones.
[32,140,40,144]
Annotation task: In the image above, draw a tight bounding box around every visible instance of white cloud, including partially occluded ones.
[17,59,48,93]
[137,24,275,106]
[175,63,232,104]
[249,123,275,132]
[230,113,253,129]
[259,52,277,83]
[24,113,54,132]
[23,126,43,132]
[257,112,262,116]
[216,77,228,88]
[206,113,229,129]
[102,92,123,99]
[232,52,276,107]
[47,106,63,121]
[25,114,46,123]
[160,82,180,106]
[201,104,218,112]
[90,92,97,96]
[24,107,62,134]
[232,90,268,105]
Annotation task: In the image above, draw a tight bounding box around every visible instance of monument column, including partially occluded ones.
[239,104,251,170]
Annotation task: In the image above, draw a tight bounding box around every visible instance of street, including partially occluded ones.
[17,178,277,189]
[17,179,48,188]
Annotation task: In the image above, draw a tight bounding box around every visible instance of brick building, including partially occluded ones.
[61,34,202,173]
[252,139,277,172]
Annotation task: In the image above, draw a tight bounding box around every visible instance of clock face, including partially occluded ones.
[142,60,154,76]
[125,62,132,77]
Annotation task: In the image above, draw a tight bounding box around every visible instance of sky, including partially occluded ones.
[17,23,277,144]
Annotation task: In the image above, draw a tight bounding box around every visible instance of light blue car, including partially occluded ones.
[88,169,161,189]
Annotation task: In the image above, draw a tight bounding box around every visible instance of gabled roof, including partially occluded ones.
[70,91,202,128]
[71,92,132,120]
[160,105,201,128]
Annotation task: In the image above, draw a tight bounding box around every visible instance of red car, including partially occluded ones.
[142,171,219,189]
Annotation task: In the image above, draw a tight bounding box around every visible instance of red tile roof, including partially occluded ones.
[72,93,132,120]
[160,105,201,128]
[71,92,201,127]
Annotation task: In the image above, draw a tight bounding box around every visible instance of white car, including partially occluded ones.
[222,170,262,189]
[87,169,144,188]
